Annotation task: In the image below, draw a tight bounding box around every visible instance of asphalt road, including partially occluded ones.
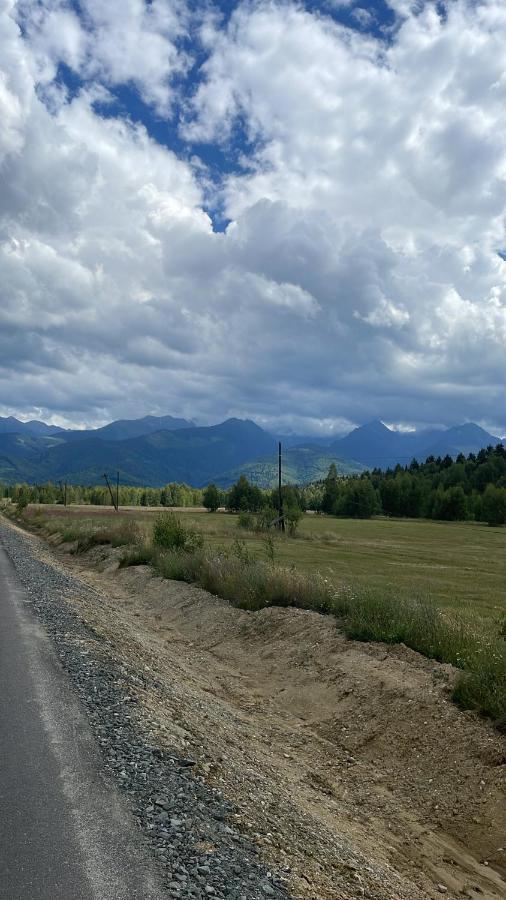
[0,543,166,900]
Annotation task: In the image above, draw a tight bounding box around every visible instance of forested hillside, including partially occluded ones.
[314,444,506,523]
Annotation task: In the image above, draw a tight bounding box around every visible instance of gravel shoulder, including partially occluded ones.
[0,520,289,900]
[2,517,505,900]
[0,542,168,900]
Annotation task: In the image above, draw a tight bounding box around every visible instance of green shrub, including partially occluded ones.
[151,548,202,582]
[284,505,303,536]
[254,507,277,532]
[119,544,155,568]
[237,511,255,530]
[152,512,203,553]
[231,539,253,564]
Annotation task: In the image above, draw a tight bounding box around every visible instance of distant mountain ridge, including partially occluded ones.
[329,420,503,470]
[62,414,194,442]
[0,413,503,487]
[0,416,64,437]
[0,419,277,487]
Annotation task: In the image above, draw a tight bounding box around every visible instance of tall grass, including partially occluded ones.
[339,588,506,729]
[30,513,142,553]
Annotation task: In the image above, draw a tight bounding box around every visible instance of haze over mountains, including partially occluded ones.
[0,415,503,488]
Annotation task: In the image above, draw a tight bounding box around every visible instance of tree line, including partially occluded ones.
[0,482,203,508]
[205,445,506,525]
[316,444,506,524]
[3,444,506,525]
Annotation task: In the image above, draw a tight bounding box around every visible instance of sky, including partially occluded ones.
[1,0,506,436]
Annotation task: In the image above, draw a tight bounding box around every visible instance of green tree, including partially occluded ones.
[481,484,506,526]
[203,483,220,512]
[226,475,264,512]
[432,486,468,521]
[379,476,401,516]
[321,463,339,514]
[339,479,379,518]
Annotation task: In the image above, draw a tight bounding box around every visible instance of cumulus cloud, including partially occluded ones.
[1,0,506,434]
[16,0,187,114]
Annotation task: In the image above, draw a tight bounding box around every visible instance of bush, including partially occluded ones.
[152,512,204,553]
[237,511,255,530]
[284,505,303,535]
[119,544,155,568]
[237,507,282,533]
[152,548,203,582]
[253,507,277,532]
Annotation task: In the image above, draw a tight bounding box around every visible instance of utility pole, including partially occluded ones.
[116,471,120,512]
[278,441,285,532]
[59,481,67,507]
[103,473,118,511]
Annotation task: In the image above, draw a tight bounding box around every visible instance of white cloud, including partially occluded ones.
[183,0,506,426]
[1,1,506,434]
[15,0,187,114]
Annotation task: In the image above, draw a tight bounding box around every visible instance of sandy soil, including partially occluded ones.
[21,530,506,900]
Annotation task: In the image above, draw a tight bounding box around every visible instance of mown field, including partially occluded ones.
[28,504,506,623]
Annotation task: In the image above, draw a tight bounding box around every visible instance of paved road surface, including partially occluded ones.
[0,543,166,900]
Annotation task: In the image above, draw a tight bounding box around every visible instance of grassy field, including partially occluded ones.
[25,504,506,623]
[179,512,506,623]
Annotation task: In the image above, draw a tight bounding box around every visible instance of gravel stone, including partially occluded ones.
[0,522,289,900]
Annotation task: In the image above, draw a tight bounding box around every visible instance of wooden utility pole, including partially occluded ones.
[278,442,285,532]
[59,481,67,507]
[116,471,120,512]
[103,473,118,511]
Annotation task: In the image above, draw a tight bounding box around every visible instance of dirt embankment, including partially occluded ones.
[24,529,506,900]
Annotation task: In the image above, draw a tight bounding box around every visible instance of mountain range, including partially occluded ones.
[329,420,504,470]
[0,414,503,488]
